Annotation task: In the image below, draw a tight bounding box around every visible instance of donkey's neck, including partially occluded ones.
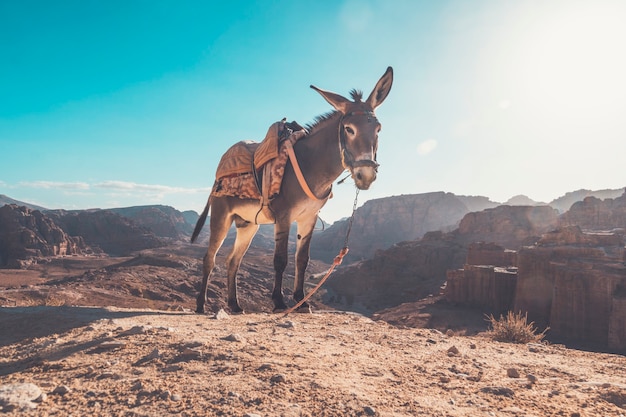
[295,113,345,198]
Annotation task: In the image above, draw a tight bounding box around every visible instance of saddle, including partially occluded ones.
[211,119,307,221]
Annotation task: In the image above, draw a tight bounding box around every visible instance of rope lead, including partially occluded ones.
[282,189,360,316]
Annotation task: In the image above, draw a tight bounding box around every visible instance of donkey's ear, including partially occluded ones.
[366,66,393,110]
[310,85,351,113]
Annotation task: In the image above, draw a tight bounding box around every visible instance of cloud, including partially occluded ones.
[94,180,210,195]
[416,139,438,155]
[19,181,90,190]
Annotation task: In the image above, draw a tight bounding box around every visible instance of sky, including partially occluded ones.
[1,0,625,223]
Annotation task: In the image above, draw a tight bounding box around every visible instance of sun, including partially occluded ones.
[513,2,626,126]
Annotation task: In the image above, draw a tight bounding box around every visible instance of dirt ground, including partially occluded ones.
[1,250,626,416]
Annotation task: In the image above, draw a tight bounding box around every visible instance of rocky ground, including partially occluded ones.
[1,248,626,416]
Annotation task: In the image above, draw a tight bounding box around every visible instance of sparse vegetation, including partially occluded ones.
[485,311,548,344]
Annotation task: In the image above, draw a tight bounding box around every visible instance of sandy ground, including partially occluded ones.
[1,306,626,417]
[1,250,626,416]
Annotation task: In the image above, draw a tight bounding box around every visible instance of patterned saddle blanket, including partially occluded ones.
[212,120,306,200]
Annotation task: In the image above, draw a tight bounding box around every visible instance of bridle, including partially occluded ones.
[286,110,381,202]
[338,110,380,173]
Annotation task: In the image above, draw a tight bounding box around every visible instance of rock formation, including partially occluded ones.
[0,205,86,268]
[110,205,195,239]
[454,205,559,249]
[548,187,625,213]
[558,190,626,231]
[514,226,626,351]
[323,231,466,313]
[445,243,518,315]
[311,192,498,263]
[46,210,166,256]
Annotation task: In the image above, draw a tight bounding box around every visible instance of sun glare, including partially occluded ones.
[514,2,626,125]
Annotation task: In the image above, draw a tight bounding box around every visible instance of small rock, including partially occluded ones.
[507,368,520,378]
[162,364,183,372]
[0,383,43,411]
[52,385,71,395]
[257,363,273,371]
[426,338,437,344]
[445,329,454,337]
[364,405,377,416]
[130,381,143,391]
[222,333,244,343]
[526,374,538,384]
[133,348,161,366]
[447,345,460,356]
[243,414,262,417]
[120,325,150,336]
[97,341,127,350]
[480,386,515,397]
[215,309,229,320]
[469,343,477,349]
[270,374,286,384]
[277,320,296,329]
[181,347,203,359]
[171,393,182,402]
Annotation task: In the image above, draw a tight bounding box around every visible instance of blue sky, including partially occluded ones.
[1,0,625,223]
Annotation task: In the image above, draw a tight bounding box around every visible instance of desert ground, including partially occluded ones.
[1,248,626,416]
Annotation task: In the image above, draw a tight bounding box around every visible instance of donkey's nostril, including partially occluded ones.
[356,172,363,181]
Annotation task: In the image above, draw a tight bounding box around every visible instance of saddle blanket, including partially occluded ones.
[212,120,306,200]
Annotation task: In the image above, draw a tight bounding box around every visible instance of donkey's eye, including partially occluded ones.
[345,126,355,135]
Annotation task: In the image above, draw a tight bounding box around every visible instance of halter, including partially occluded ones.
[338,110,380,172]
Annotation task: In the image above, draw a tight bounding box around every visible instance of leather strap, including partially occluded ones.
[284,140,322,201]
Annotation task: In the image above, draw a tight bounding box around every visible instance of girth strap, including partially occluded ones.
[284,140,325,201]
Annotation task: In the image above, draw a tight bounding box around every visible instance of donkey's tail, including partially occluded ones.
[191,196,211,243]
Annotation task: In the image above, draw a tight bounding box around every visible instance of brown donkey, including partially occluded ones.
[191,67,393,313]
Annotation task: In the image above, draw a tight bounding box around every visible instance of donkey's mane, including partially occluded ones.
[305,111,340,135]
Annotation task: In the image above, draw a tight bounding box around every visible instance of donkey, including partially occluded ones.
[191,67,393,313]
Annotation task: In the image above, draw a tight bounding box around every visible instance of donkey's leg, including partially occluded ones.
[196,209,231,314]
[271,221,291,311]
[293,216,317,310]
[225,217,259,313]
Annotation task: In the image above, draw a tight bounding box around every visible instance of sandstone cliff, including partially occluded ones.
[558,190,626,231]
[110,205,195,239]
[0,205,86,268]
[548,187,625,213]
[453,205,559,249]
[323,231,466,313]
[325,205,564,318]
[445,243,518,315]
[46,209,166,256]
[311,192,498,263]
[514,226,626,351]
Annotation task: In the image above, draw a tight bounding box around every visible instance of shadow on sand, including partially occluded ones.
[0,305,183,346]
[0,306,190,377]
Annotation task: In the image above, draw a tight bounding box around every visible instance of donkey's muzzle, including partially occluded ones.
[351,160,379,190]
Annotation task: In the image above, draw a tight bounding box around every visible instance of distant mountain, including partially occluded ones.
[549,188,626,213]
[0,194,47,211]
[504,195,545,206]
[110,205,195,239]
[310,192,499,263]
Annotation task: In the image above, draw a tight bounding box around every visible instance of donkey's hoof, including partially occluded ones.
[295,303,312,314]
[272,300,288,313]
[228,304,245,314]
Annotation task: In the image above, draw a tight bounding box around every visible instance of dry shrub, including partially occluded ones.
[485,311,548,344]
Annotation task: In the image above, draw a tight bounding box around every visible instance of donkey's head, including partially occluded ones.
[310,67,393,190]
